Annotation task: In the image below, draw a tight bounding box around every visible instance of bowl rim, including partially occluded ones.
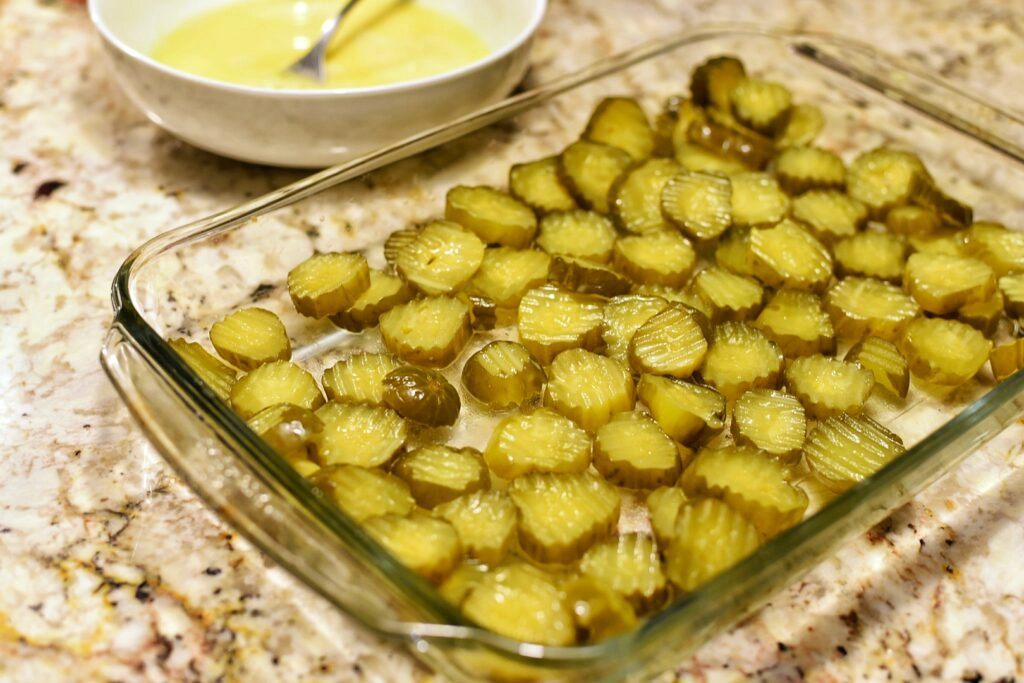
[89,0,547,98]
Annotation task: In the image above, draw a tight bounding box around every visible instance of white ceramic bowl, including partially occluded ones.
[90,0,545,167]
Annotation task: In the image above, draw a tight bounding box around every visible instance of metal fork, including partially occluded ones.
[286,0,364,82]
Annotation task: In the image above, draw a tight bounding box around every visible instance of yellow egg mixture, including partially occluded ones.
[151,0,490,89]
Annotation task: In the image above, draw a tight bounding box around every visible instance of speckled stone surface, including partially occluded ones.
[1,0,1023,681]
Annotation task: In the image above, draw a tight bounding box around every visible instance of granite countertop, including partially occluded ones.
[2,0,1023,681]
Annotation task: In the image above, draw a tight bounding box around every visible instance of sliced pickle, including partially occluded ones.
[311,464,414,521]
[846,147,928,218]
[660,171,732,242]
[559,140,633,214]
[613,230,697,287]
[384,228,419,269]
[700,322,783,400]
[637,374,726,445]
[594,411,684,489]
[313,402,407,467]
[775,104,825,148]
[562,576,638,642]
[646,486,688,545]
[963,221,1024,277]
[958,290,1004,337]
[462,292,498,331]
[833,231,907,282]
[885,205,941,236]
[382,365,461,427]
[545,349,635,432]
[845,336,910,399]
[691,55,746,110]
[686,118,773,169]
[790,189,868,244]
[629,304,708,378]
[461,341,545,409]
[329,270,413,331]
[664,498,762,592]
[322,352,401,406]
[549,255,633,297]
[803,413,905,492]
[681,445,808,537]
[900,317,992,386]
[583,96,656,161]
[754,289,835,357]
[903,252,996,315]
[287,251,371,319]
[435,490,518,566]
[484,407,592,478]
[509,156,577,214]
[729,77,792,134]
[731,390,806,464]
[632,284,712,319]
[461,563,575,646]
[824,277,920,341]
[230,360,324,419]
[536,210,617,263]
[907,232,965,257]
[675,143,749,175]
[364,512,462,583]
[393,445,489,508]
[909,172,973,227]
[168,338,238,401]
[210,307,290,371]
[691,266,765,322]
[729,172,789,226]
[379,296,472,367]
[439,561,489,606]
[748,219,833,292]
[445,185,538,248]
[773,146,845,195]
[246,403,323,462]
[396,220,485,296]
[469,247,551,309]
[601,295,671,366]
[509,471,621,564]
[990,339,1024,382]
[610,158,682,234]
[714,226,753,276]
[999,272,1024,318]
[580,534,667,612]
[784,354,874,419]
[661,98,705,157]
[517,284,604,364]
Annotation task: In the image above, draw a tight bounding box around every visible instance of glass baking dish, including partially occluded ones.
[100,24,1024,682]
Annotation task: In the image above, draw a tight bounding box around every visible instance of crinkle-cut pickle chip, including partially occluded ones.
[594,411,684,489]
[773,146,845,195]
[661,171,732,243]
[395,220,485,296]
[312,402,407,467]
[845,336,910,399]
[909,172,972,227]
[729,77,792,134]
[610,158,682,234]
[659,97,705,158]
[903,252,995,315]
[439,561,489,607]
[900,317,992,386]
[964,221,1024,277]
[790,190,868,244]
[681,445,808,537]
[230,360,324,419]
[675,142,749,175]
[364,512,462,584]
[990,338,1024,382]
[246,403,322,462]
[583,96,656,161]
[907,232,965,258]
[632,284,712,318]
[536,210,617,264]
[559,140,633,215]
[691,266,765,323]
[382,365,460,427]
[825,277,919,341]
[664,498,762,593]
[445,185,537,248]
[311,464,413,521]
[714,226,753,276]
[287,251,371,319]
[776,104,825,148]
[613,230,696,287]
[484,407,592,478]
[509,471,621,564]
[730,172,789,226]
[168,338,237,402]
[517,284,604,364]
[700,322,783,400]
[462,341,545,409]
[601,294,670,366]
[958,290,1004,338]
[690,54,746,111]
[749,219,833,292]
[462,563,575,646]
[322,352,400,406]
[784,354,874,419]
[846,147,929,218]
[755,289,835,357]
[379,296,472,367]
[580,534,667,612]
[638,374,726,445]
[562,576,638,642]
[687,113,775,170]
[329,270,413,331]
[804,413,905,492]
[629,304,708,378]
[210,307,290,371]
[509,156,577,214]
[549,255,632,297]
[384,228,419,269]
[392,445,489,508]
[999,272,1024,318]
[647,486,688,546]
[834,231,907,282]
[545,349,635,433]
[731,389,806,464]
[469,247,550,309]
[886,205,941,236]
[434,489,517,566]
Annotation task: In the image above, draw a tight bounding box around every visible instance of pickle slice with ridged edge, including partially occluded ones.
[580,534,667,612]
[509,471,621,564]
[632,285,712,318]
[660,97,704,157]
[613,230,697,287]
[536,210,617,264]
[909,172,972,227]
[730,172,789,226]
[664,498,762,592]
[610,158,682,234]
[395,220,485,296]
[168,338,238,401]
[393,445,489,508]
[714,226,752,275]
[629,304,708,378]
[382,365,461,427]
[999,272,1024,318]
[900,317,992,386]
[434,489,517,566]
[824,277,919,341]
[846,147,928,218]
[462,563,575,646]
[903,252,996,315]
[445,185,538,248]
[731,390,806,464]
[845,336,910,399]
[700,322,783,400]
[964,221,1024,277]
[784,354,874,418]
[790,189,868,244]
[288,252,371,319]
[439,561,489,607]
[774,146,845,195]
[958,291,1004,337]
[545,349,635,432]
[775,104,824,148]
[461,293,497,331]
[517,284,604,364]
[754,289,835,357]
[681,445,808,537]
[379,296,472,367]
[311,464,414,521]
[885,205,941,236]
[384,228,419,270]
[461,341,545,409]
[834,231,907,282]
[230,360,324,419]
[246,403,323,462]
[469,247,550,309]
[675,143,749,175]
[322,352,401,406]
[638,374,726,445]
[601,295,670,366]
[594,411,684,489]
[583,96,656,161]
[691,55,745,110]
[686,118,774,170]
[729,77,792,134]
[484,407,592,479]
[646,486,688,546]
[749,219,833,292]
[804,413,905,492]
[661,171,732,242]
[549,255,632,297]
[907,232,965,257]
[990,339,1024,382]
[313,402,407,468]
[691,266,765,323]
[329,270,413,331]
[509,156,577,214]
[559,140,633,214]
[210,307,291,371]
[364,512,462,583]
[562,576,638,642]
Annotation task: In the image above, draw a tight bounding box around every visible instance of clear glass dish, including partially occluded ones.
[100,24,1024,682]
